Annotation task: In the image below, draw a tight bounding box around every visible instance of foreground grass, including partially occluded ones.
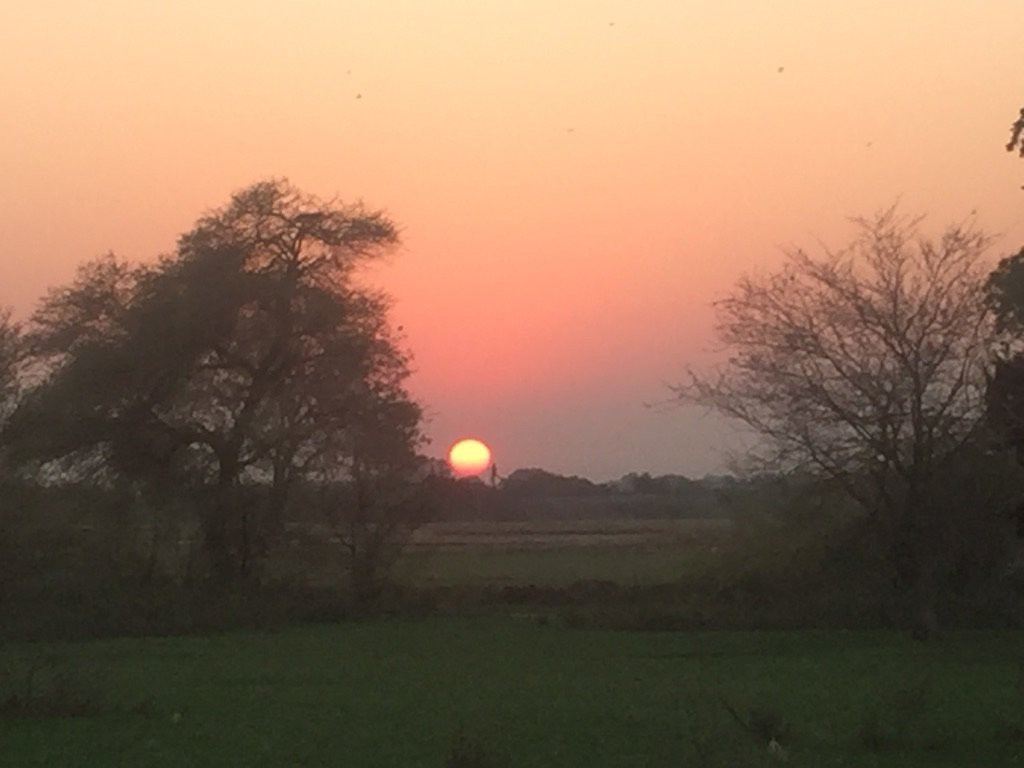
[2,619,1023,766]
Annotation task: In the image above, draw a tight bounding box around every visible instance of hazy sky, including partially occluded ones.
[2,1,1022,480]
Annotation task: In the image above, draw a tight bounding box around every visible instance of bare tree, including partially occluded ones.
[679,208,996,638]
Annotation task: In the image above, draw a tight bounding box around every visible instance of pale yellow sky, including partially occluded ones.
[1,1,1022,478]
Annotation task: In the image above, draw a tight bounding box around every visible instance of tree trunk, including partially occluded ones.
[909,582,940,642]
[203,502,233,583]
[891,503,940,642]
[205,454,241,583]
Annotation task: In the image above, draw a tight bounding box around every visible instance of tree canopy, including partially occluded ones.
[680,208,998,637]
[5,179,422,580]
[0,309,20,421]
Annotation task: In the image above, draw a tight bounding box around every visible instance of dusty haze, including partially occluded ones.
[2,1,1022,479]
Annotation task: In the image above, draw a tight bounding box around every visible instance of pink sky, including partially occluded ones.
[2,1,1023,479]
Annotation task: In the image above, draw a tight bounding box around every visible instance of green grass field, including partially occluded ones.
[3,618,1023,767]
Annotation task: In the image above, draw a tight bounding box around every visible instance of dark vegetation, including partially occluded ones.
[0,113,1022,766]
[0,170,1022,642]
[0,459,1020,641]
[2,620,1024,766]
[679,206,1024,639]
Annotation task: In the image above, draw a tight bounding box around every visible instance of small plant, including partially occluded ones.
[856,677,931,753]
[444,727,506,768]
[858,710,897,753]
[720,695,793,747]
[746,703,793,745]
[684,689,765,768]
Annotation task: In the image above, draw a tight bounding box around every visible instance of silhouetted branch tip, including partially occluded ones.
[1008,107,1024,157]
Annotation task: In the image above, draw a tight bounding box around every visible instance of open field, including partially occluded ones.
[395,518,734,588]
[2,619,1023,767]
[408,518,733,549]
[267,517,737,591]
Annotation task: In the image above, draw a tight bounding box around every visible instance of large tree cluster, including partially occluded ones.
[3,180,424,581]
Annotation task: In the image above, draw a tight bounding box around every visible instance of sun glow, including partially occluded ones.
[448,438,492,477]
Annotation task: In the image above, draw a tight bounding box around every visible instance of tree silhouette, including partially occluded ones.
[7,180,421,581]
[680,208,996,639]
[1007,107,1024,157]
[0,309,20,424]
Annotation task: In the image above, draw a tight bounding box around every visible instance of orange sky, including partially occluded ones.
[2,1,1022,479]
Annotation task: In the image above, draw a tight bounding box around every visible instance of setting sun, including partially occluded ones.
[448,438,492,477]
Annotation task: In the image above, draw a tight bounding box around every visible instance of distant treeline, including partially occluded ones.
[444,468,783,521]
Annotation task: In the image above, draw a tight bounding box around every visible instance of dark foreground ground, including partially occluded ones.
[2,618,1022,767]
